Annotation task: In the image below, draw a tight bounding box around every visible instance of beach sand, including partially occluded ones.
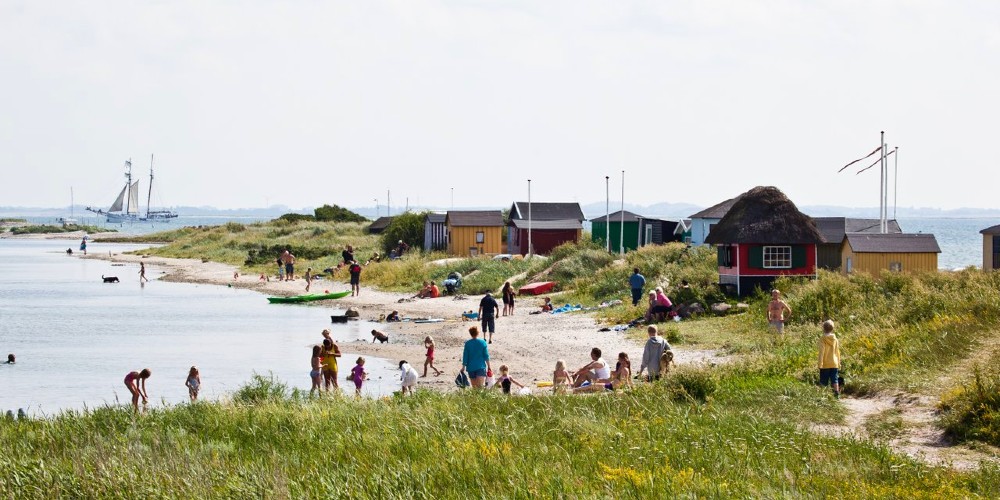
[82,248,727,393]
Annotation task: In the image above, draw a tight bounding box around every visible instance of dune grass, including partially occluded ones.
[1,376,997,498]
[9,224,116,235]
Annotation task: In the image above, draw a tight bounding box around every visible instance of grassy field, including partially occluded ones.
[1,375,998,498]
[8,223,116,235]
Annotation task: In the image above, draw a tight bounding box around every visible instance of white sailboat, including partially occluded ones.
[58,187,78,226]
[86,156,177,223]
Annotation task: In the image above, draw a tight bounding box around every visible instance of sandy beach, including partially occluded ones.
[77,245,727,393]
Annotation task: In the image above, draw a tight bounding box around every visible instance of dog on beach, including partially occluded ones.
[102,275,120,283]
[659,350,675,378]
[371,329,389,344]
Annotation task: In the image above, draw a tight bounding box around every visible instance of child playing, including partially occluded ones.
[492,364,525,394]
[310,345,323,397]
[818,319,842,398]
[321,338,341,392]
[613,352,633,388]
[351,357,368,396]
[422,336,442,377]
[349,261,362,296]
[304,267,313,292]
[399,360,419,395]
[185,366,201,402]
[123,368,151,413]
[658,350,675,379]
[277,257,285,281]
[553,359,572,393]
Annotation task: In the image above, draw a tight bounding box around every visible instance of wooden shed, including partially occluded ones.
[590,210,641,253]
[706,186,824,296]
[367,216,395,234]
[841,233,941,274]
[424,213,447,252]
[982,225,1000,271]
[445,210,504,257]
[813,218,902,270]
[507,202,584,255]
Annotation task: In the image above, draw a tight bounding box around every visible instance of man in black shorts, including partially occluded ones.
[478,292,500,344]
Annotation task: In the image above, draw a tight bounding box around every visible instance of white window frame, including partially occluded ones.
[476,231,485,244]
[763,246,792,269]
[889,261,903,272]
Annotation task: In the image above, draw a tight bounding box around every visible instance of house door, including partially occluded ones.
[994,236,1000,269]
[644,224,653,247]
[845,257,853,273]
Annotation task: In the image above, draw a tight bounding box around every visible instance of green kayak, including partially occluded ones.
[267,291,351,304]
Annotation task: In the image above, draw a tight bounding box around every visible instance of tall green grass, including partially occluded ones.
[1,380,996,498]
[940,360,1000,446]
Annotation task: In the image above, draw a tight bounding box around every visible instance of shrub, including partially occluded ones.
[663,366,719,402]
[940,364,1000,446]
[276,213,315,223]
[380,211,427,253]
[232,373,289,405]
[223,222,245,232]
[314,204,367,223]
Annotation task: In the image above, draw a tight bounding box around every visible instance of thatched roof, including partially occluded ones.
[704,186,825,245]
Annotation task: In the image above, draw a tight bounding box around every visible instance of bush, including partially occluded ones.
[663,366,719,402]
[276,213,315,223]
[380,211,427,253]
[232,373,289,405]
[940,364,1000,446]
[314,204,367,223]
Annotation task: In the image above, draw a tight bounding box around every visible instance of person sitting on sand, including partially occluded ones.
[574,353,631,393]
[541,297,554,312]
[414,281,432,298]
[552,359,572,393]
[571,347,612,388]
[428,281,440,298]
[386,310,401,322]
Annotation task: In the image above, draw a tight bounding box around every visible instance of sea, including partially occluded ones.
[0,238,399,416]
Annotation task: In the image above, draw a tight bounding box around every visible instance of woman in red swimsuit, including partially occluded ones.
[422,336,442,377]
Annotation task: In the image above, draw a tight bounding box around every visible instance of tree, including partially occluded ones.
[381,211,427,253]
[314,204,367,223]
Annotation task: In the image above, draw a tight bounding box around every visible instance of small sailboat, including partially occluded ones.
[58,187,78,226]
[86,156,177,223]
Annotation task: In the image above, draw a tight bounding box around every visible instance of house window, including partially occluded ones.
[889,261,903,272]
[476,231,485,244]
[763,246,792,269]
[718,245,734,268]
[644,224,653,247]
[846,257,853,273]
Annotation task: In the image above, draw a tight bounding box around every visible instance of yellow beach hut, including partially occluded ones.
[841,233,940,274]
[445,210,504,257]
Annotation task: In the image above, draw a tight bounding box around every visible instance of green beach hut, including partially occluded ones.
[590,210,641,253]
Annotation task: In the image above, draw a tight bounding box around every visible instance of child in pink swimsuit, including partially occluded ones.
[351,357,367,396]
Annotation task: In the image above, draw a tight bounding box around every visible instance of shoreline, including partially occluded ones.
[86,247,727,393]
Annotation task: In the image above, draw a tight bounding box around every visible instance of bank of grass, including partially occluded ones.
[940,359,1000,446]
[1,377,996,498]
[9,223,116,235]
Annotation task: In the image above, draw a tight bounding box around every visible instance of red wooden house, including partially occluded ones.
[705,186,825,296]
[507,202,584,255]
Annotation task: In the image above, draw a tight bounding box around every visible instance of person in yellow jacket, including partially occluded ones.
[818,320,841,398]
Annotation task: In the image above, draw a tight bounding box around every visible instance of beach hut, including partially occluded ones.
[424,213,447,252]
[590,210,641,253]
[674,219,692,244]
[445,210,504,257]
[367,216,395,234]
[813,218,902,270]
[841,233,941,274]
[982,225,1000,270]
[506,202,584,255]
[705,186,824,296]
[688,196,740,246]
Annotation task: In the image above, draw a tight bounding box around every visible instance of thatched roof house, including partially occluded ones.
[706,186,824,296]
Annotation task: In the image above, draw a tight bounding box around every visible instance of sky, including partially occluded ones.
[1,1,998,212]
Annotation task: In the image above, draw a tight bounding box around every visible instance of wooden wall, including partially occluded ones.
[841,246,938,274]
[985,234,997,270]
[447,226,502,256]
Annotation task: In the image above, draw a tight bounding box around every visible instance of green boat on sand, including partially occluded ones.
[267,291,351,304]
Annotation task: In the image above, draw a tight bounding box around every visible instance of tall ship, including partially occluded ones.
[86,156,178,223]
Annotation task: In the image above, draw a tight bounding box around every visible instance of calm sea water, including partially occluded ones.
[899,218,996,270]
[0,240,397,416]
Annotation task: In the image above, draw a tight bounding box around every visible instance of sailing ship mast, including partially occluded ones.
[147,154,154,219]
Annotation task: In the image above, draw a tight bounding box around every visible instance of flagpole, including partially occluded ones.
[879,131,886,233]
[619,170,625,256]
[893,146,898,221]
[605,176,610,253]
[527,179,532,258]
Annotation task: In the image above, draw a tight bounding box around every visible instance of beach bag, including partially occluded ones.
[455,371,470,389]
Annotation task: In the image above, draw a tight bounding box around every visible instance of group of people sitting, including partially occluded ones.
[552,326,674,393]
[414,281,440,299]
[645,286,675,322]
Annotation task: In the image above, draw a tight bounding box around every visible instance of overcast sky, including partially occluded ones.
[2,1,998,211]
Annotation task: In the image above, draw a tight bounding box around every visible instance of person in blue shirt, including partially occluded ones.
[461,326,492,388]
[628,268,646,306]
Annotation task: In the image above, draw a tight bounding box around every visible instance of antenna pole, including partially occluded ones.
[893,146,899,220]
[147,154,155,217]
[605,175,610,253]
[619,170,625,256]
[527,179,532,257]
[879,131,886,233]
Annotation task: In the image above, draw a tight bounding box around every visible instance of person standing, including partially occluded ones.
[461,326,492,388]
[501,282,515,316]
[629,268,646,306]
[818,320,842,398]
[139,262,149,283]
[349,261,362,296]
[478,292,500,344]
[638,325,671,381]
[79,236,87,256]
[767,289,792,334]
[304,267,313,292]
[321,337,341,392]
[283,250,296,281]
